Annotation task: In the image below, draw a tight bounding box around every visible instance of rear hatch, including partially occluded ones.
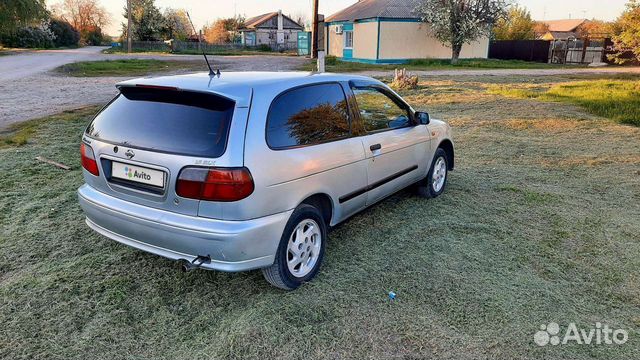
[81,85,244,216]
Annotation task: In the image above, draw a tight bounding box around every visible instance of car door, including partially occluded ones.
[349,82,431,206]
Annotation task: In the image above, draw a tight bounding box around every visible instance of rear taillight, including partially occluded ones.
[176,167,254,202]
[80,143,99,176]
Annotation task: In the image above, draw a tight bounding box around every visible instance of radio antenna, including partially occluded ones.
[186,11,219,76]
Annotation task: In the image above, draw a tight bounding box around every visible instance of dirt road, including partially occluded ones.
[0,47,306,129]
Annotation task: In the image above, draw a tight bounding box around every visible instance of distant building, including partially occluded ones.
[240,11,304,48]
[538,19,589,40]
[324,0,489,64]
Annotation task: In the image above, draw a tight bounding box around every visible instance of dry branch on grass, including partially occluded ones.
[35,156,71,170]
[390,68,419,90]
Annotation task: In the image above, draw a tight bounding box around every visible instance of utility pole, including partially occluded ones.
[127,0,132,53]
[311,0,319,58]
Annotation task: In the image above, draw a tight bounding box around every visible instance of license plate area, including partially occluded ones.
[110,161,166,192]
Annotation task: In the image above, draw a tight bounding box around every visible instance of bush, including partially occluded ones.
[49,19,80,47]
[0,24,55,48]
[80,28,106,46]
[256,44,272,52]
[325,55,338,66]
[390,68,419,90]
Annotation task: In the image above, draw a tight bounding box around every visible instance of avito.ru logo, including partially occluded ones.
[534,322,628,346]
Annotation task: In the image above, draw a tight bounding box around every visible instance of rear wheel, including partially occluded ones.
[417,148,449,198]
[262,204,326,290]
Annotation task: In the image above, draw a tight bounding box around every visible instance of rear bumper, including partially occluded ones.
[78,184,292,272]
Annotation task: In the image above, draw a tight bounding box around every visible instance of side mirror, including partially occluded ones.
[416,111,430,125]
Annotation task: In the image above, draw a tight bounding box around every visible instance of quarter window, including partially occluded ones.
[267,83,350,149]
[352,87,411,132]
[344,31,353,48]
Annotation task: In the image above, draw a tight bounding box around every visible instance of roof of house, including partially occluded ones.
[326,0,422,23]
[541,31,580,40]
[541,19,588,32]
[242,12,304,30]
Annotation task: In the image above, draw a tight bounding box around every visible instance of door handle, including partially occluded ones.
[370,144,382,152]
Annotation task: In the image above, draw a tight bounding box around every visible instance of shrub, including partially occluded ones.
[390,68,419,90]
[49,19,80,47]
[81,28,108,46]
[256,44,272,52]
[325,55,338,66]
[0,23,55,48]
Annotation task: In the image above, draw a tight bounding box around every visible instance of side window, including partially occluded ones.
[352,87,411,132]
[267,83,350,149]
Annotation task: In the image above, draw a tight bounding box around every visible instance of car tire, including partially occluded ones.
[262,204,327,290]
[417,148,449,199]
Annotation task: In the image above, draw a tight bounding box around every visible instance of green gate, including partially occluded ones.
[297,32,311,56]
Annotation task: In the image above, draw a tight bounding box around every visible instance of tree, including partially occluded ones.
[0,23,55,48]
[417,0,511,63]
[202,20,228,44]
[122,0,164,41]
[49,18,80,46]
[51,0,110,44]
[290,11,310,28]
[493,5,536,40]
[0,0,48,37]
[578,20,614,38]
[161,8,190,40]
[533,21,549,38]
[221,16,245,43]
[610,0,640,64]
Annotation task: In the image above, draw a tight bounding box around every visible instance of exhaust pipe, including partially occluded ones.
[181,260,196,272]
[180,255,211,272]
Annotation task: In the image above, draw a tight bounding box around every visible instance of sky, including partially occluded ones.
[45,0,631,36]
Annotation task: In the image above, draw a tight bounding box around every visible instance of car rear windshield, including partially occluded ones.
[86,87,235,158]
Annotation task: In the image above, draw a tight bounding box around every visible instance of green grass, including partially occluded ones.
[1,75,640,359]
[55,59,206,77]
[489,78,640,126]
[0,107,97,147]
[299,57,584,72]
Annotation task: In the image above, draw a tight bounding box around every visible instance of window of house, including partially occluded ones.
[344,30,353,49]
[267,83,351,149]
[352,87,411,133]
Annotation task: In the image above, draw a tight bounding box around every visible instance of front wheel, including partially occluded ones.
[417,148,449,198]
[262,204,327,290]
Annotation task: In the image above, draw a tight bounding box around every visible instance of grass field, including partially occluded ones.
[1,75,639,359]
[299,57,584,72]
[488,77,640,126]
[55,59,205,77]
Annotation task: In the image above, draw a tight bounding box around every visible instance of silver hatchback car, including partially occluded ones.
[78,72,454,290]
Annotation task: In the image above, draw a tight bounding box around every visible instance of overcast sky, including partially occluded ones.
[45,0,631,36]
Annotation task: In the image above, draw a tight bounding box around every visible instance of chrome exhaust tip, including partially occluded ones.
[181,260,196,272]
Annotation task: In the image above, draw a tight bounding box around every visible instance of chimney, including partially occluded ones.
[278,10,283,31]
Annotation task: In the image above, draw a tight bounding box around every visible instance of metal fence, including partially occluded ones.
[124,40,298,53]
[489,40,551,63]
[548,38,609,64]
[490,38,614,65]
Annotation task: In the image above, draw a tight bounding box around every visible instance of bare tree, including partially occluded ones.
[290,11,310,28]
[417,0,510,63]
[52,0,110,33]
